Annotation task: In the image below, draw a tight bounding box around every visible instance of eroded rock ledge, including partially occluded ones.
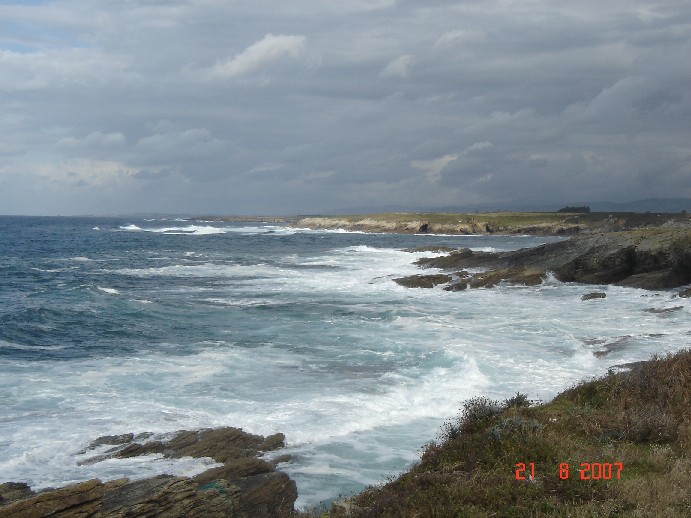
[0,427,297,518]
[396,228,691,291]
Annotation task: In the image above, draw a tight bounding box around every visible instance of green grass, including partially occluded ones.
[298,211,690,234]
[320,350,691,517]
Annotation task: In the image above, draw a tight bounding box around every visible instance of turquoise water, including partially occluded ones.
[1,216,689,509]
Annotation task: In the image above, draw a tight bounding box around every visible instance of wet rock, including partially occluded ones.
[414,248,495,269]
[394,274,452,288]
[643,306,684,314]
[87,433,135,449]
[468,268,544,288]
[0,482,34,506]
[418,223,429,233]
[679,287,691,298]
[413,228,691,291]
[582,292,606,301]
[0,427,297,518]
[0,479,121,518]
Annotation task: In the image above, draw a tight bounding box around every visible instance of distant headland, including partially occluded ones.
[291,210,690,236]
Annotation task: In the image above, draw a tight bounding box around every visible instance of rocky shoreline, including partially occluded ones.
[3,223,689,517]
[295,211,690,236]
[0,427,297,517]
[395,227,691,293]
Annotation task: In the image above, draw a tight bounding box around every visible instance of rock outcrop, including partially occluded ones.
[0,427,297,518]
[582,292,607,301]
[393,274,453,288]
[296,212,690,236]
[413,228,691,291]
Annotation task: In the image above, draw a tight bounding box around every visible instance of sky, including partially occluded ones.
[1,0,690,216]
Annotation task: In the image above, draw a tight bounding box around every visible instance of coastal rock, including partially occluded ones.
[0,482,34,506]
[394,274,452,288]
[414,228,691,291]
[0,427,297,518]
[582,292,606,301]
[0,479,121,518]
[444,281,468,291]
[415,248,492,269]
[679,287,691,298]
[467,267,544,288]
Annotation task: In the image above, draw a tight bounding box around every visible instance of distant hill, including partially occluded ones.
[586,198,690,213]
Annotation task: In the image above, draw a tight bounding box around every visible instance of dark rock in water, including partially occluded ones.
[87,433,135,449]
[582,292,606,301]
[643,306,684,314]
[444,280,468,291]
[413,228,691,291]
[394,274,452,288]
[0,427,297,518]
[415,248,491,269]
[468,267,544,288]
[679,287,691,298]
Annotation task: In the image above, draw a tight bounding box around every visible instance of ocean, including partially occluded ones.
[1,216,689,509]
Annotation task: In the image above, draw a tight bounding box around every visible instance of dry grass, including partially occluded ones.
[321,349,691,517]
[296,211,691,235]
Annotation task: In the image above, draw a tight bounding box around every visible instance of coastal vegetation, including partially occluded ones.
[557,205,591,213]
[296,211,690,235]
[326,349,691,517]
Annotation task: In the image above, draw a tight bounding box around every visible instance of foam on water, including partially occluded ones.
[1,218,689,510]
[97,287,119,295]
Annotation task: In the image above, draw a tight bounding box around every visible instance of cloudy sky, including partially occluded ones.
[1,0,690,215]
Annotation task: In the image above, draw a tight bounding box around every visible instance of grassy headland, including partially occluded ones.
[326,349,691,517]
[296,211,690,235]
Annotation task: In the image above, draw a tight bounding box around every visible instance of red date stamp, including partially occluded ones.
[515,462,624,480]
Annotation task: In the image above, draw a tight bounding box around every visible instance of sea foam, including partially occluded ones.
[1,218,689,510]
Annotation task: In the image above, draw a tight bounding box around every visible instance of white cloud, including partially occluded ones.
[1,0,690,214]
[464,142,494,154]
[59,132,126,148]
[0,48,134,91]
[380,54,413,79]
[298,170,336,183]
[209,34,307,79]
[435,29,484,48]
[411,154,459,183]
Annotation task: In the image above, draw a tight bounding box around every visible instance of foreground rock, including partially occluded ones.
[413,228,691,290]
[0,427,297,518]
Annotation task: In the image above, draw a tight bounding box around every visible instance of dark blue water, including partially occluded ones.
[2,216,687,509]
[0,216,545,361]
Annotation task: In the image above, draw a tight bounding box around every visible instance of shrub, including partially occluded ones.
[557,206,591,213]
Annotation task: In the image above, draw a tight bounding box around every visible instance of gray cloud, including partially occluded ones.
[0,0,689,215]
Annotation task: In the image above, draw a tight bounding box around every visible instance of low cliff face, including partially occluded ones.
[296,215,580,235]
[0,427,297,518]
[403,228,691,291]
[297,212,690,236]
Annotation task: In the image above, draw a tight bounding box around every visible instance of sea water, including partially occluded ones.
[0,216,689,509]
